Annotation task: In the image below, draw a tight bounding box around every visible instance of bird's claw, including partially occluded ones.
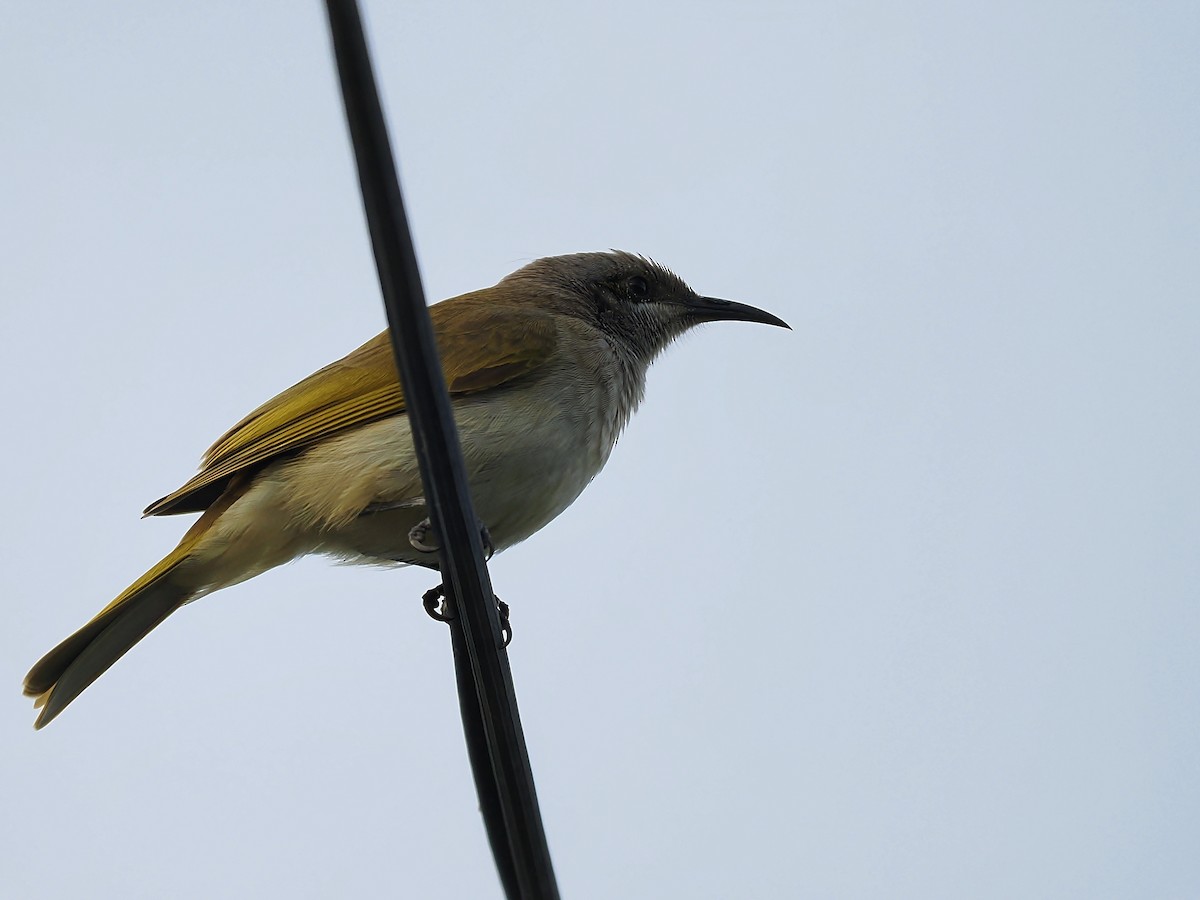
[497,598,511,646]
[421,584,512,646]
[422,583,453,621]
[409,518,440,554]
[409,517,495,560]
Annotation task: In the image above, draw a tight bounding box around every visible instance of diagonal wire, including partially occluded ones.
[322,1,560,897]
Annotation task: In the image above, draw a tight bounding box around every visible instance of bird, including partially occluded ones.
[24,250,788,728]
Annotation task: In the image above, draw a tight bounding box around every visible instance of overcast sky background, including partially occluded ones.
[2,3,1197,898]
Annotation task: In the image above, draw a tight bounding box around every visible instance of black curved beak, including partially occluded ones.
[684,295,791,330]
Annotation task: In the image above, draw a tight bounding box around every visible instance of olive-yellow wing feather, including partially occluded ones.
[144,296,558,516]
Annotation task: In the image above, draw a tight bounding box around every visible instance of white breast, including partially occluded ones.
[456,334,644,550]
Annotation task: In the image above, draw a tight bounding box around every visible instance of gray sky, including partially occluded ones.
[3,2,1197,898]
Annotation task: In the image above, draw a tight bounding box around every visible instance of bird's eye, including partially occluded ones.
[626,276,650,301]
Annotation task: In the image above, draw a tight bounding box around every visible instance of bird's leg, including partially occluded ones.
[421,584,512,646]
[409,517,495,560]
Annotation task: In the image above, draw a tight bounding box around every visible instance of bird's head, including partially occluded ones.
[499,251,789,365]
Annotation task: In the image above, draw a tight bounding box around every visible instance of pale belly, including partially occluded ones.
[293,390,616,567]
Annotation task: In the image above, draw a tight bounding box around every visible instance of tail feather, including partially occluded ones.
[25,579,188,729]
[24,532,200,730]
[25,474,250,729]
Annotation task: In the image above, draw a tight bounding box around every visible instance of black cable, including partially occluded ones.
[321,2,560,897]
[450,611,521,898]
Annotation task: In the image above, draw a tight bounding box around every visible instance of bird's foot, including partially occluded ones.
[408,517,495,560]
[421,584,512,646]
[408,518,439,553]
